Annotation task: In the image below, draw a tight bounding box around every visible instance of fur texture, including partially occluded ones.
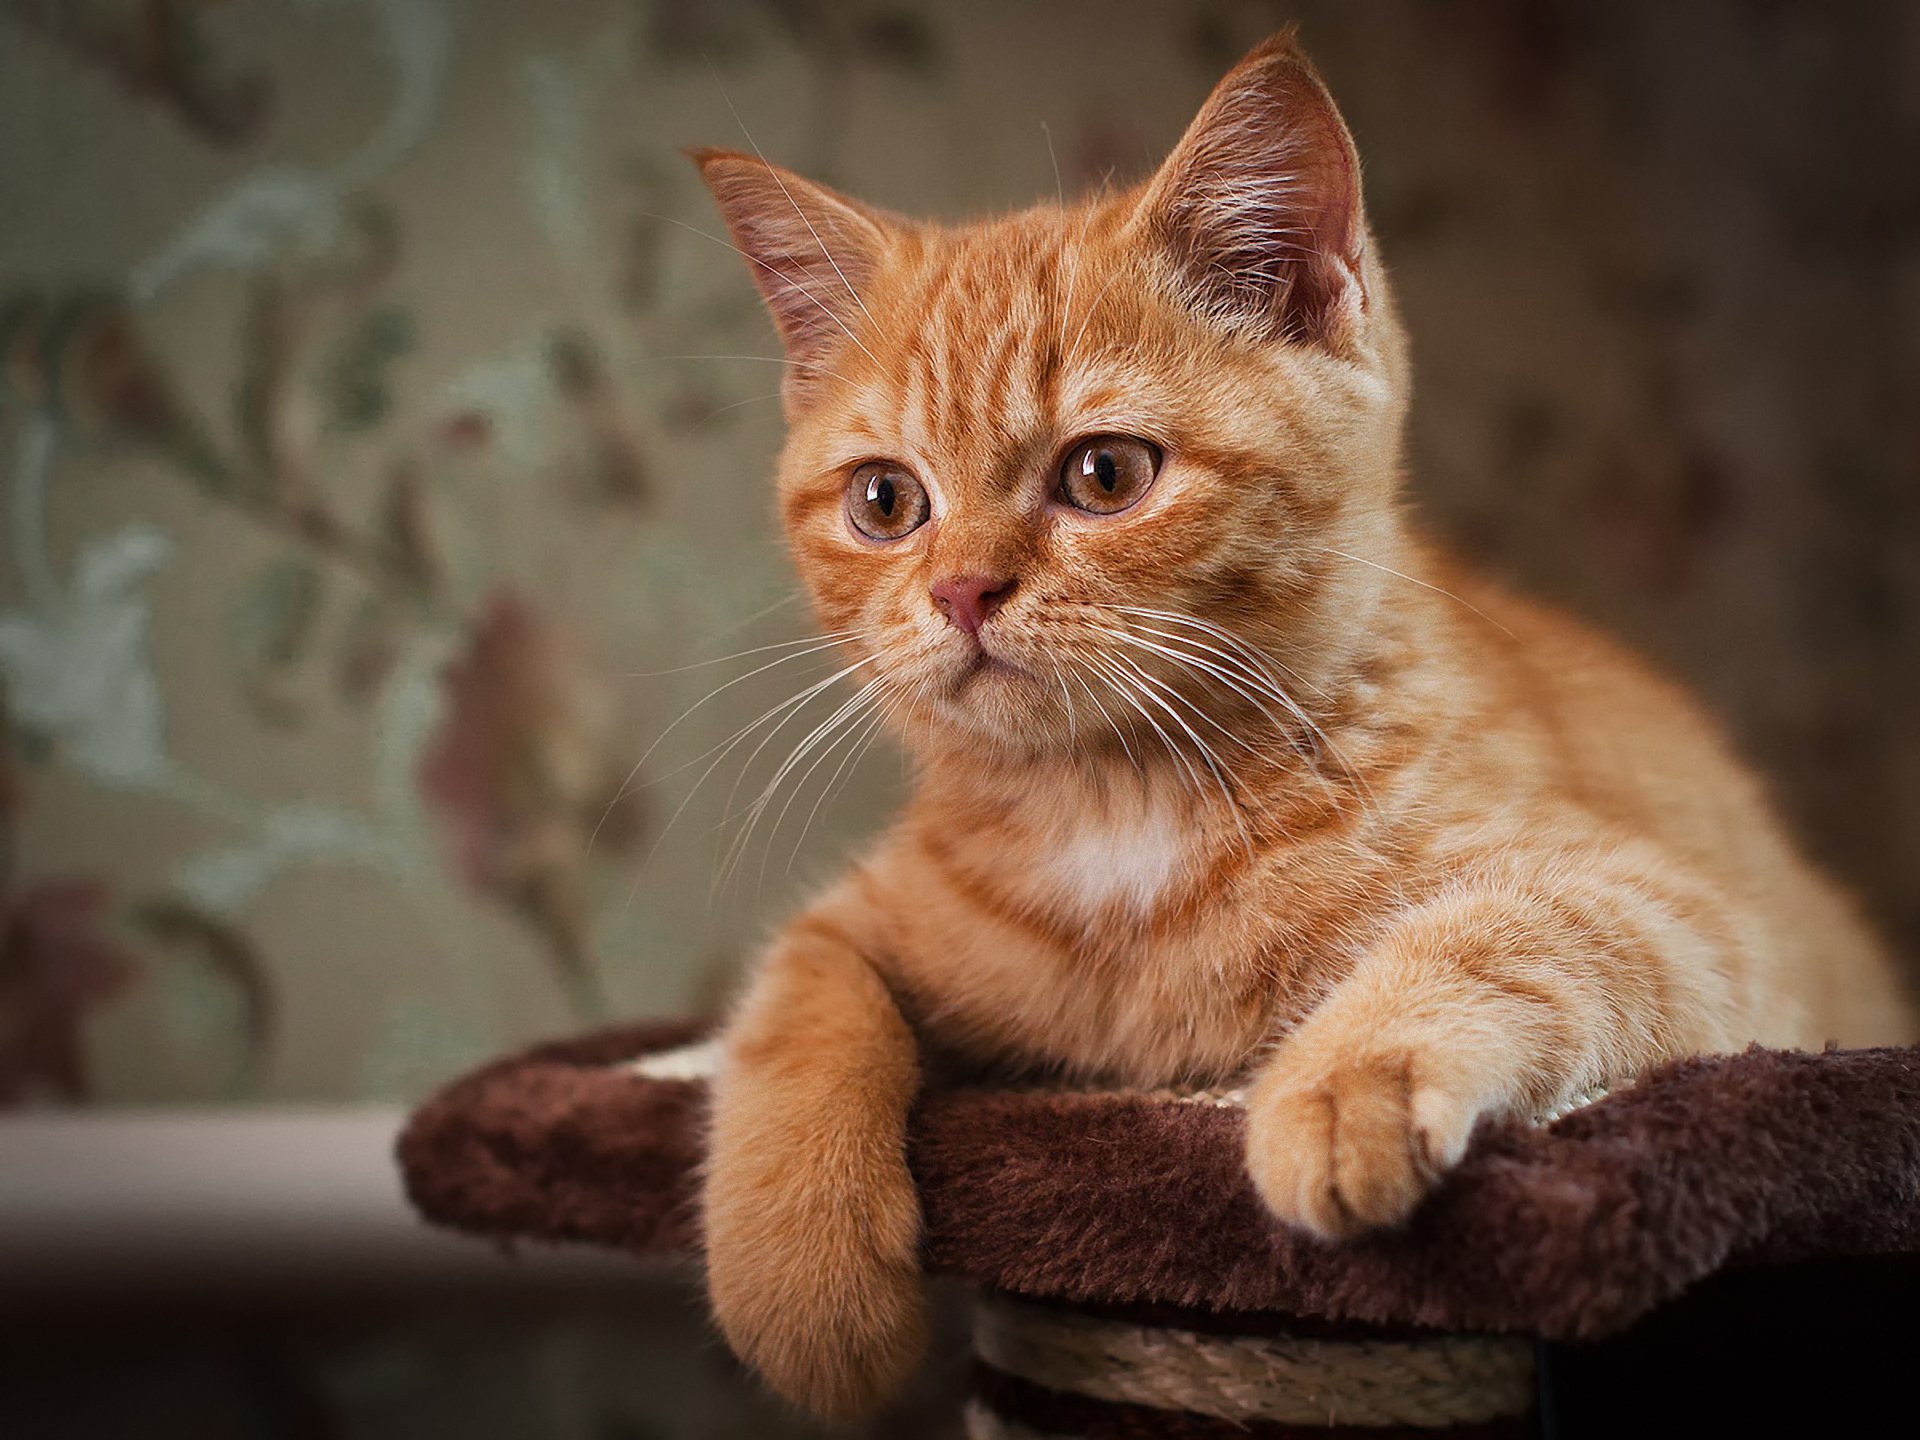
[686,30,1915,1418]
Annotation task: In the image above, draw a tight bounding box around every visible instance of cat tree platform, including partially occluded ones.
[397,1022,1920,1436]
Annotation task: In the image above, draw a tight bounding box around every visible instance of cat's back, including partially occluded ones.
[1421,543,1913,1048]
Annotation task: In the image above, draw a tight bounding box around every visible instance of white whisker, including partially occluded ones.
[706,62,881,335]
[594,631,864,855]
[1101,628,1295,755]
[713,657,878,843]
[1066,267,1126,365]
[622,652,881,911]
[619,626,860,681]
[658,352,856,389]
[1319,547,1515,638]
[1086,650,1208,802]
[1082,601,1383,826]
[647,212,880,369]
[787,685,904,875]
[1104,622,1307,736]
[619,631,864,779]
[718,674,887,893]
[1056,173,1103,357]
[753,677,890,888]
[1049,659,1079,748]
[1106,651,1254,856]
[1064,658,1142,772]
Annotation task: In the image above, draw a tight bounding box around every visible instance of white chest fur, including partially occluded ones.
[1040,796,1188,923]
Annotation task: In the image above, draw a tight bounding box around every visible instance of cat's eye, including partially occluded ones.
[1058,435,1161,515]
[846,462,931,541]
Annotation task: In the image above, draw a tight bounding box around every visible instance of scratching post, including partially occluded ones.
[965,1292,1535,1436]
[398,1023,1920,1436]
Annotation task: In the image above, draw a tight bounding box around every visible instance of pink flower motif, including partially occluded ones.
[417,592,636,1006]
[0,880,136,1104]
[437,410,494,453]
[419,591,612,888]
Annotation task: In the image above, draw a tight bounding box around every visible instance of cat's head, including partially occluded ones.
[696,32,1410,766]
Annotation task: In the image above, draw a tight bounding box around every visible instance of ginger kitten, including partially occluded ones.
[690,30,1915,1420]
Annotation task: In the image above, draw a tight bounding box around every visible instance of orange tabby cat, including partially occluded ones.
[690,30,1915,1421]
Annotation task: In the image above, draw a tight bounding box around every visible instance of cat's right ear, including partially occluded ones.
[690,149,897,408]
[1133,31,1367,351]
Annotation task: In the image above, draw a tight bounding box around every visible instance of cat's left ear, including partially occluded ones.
[1134,30,1367,350]
[691,149,898,408]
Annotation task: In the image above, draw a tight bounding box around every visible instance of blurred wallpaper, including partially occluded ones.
[3,0,1918,1111]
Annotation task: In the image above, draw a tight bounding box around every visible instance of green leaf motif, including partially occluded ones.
[324,303,418,433]
[233,554,326,671]
[134,898,275,1099]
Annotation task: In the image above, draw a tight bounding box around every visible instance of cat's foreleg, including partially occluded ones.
[1244,837,1744,1239]
[704,884,926,1419]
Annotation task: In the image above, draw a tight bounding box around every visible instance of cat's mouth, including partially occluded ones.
[954,646,1027,690]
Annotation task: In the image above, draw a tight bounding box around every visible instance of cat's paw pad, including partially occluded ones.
[705,1156,927,1420]
[1245,1053,1474,1240]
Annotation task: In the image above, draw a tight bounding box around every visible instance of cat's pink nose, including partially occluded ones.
[931,574,1017,636]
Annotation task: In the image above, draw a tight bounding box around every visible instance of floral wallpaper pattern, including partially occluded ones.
[2,0,1917,1110]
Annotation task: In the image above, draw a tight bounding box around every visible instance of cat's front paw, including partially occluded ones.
[704,1134,927,1420]
[1245,1051,1478,1241]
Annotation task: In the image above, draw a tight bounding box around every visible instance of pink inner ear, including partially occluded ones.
[752,241,869,368]
[1142,38,1366,347]
[691,149,891,405]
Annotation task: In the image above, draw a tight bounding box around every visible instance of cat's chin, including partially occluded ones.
[954,650,1027,689]
[926,635,1034,699]
[913,651,1073,754]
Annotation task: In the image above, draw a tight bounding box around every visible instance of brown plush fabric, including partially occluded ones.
[398,1021,710,1258]
[397,1025,1920,1341]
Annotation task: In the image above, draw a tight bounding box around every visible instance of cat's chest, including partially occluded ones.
[1037,802,1189,923]
[893,798,1280,1083]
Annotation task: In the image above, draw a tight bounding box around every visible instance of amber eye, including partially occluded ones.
[1058,435,1160,514]
[846,462,931,541]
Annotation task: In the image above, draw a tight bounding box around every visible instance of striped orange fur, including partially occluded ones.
[692,30,1915,1420]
